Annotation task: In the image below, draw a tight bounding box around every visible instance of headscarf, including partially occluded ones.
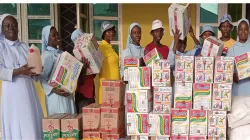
[126,22,141,48]
[219,14,234,32]
[0,14,11,40]
[199,24,215,37]
[41,25,52,53]
[235,19,250,46]
[71,29,84,46]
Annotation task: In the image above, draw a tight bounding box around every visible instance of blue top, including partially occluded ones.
[227,19,250,96]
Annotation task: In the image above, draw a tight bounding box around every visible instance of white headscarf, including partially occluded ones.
[126,22,141,48]
[41,25,52,53]
[0,14,11,40]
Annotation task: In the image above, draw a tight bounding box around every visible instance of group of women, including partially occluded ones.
[0,11,249,139]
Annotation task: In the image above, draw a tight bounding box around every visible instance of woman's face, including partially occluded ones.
[238,21,249,43]
[48,27,60,47]
[103,27,116,42]
[177,37,187,53]
[1,16,18,41]
[220,21,232,38]
[201,31,213,40]
[131,25,141,45]
[151,28,164,42]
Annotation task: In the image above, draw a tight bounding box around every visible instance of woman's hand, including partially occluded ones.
[52,88,70,97]
[13,64,36,76]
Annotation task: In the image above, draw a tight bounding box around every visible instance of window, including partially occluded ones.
[0,4,55,53]
[23,4,54,52]
[89,4,122,64]
[196,4,246,40]
[76,4,89,32]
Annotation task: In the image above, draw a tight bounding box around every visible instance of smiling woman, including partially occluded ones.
[0,14,43,139]
[98,21,120,104]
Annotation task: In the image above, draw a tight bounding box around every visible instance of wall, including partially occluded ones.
[121,4,197,51]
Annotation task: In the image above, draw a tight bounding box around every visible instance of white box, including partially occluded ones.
[189,110,208,136]
[148,112,171,137]
[48,51,83,93]
[153,87,172,114]
[168,3,191,40]
[195,57,214,83]
[171,109,189,136]
[193,83,212,110]
[212,84,232,111]
[234,52,250,80]
[175,55,194,83]
[208,111,227,138]
[214,56,234,83]
[143,48,162,67]
[128,67,151,90]
[123,57,140,81]
[73,33,104,75]
[126,90,153,113]
[152,59,171,87]
[201,36,224,57]
[130,136,149,140]
[174,82,192,109]
[127,113,148,136]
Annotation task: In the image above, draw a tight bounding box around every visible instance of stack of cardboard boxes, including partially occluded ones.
[42,113,83,140]
[82,80,125,140]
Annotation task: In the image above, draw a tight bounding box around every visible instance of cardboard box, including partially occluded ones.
[208,111,227,139]
[61,114,82,140]
[143,48,163,67]
[127,90,153,113]
[123,57,140,81]
[153,87,172,114]
[42,113,70,140]
[171,109,189,136]
[189,110,207,136]
[127,113,148,136]
[101,131,125,140]
[214,56,234,83]
[235,52,250,80]
[175,56,194,83]
[102,80,125,107]
[82,131,100,139]
[193,83,212,110]
[100,106,125,133]
[48,51,83,93]
[168,3,191,40]
[170,135,188,140]
[201,36,224,57]
[128,67,151,90]
[150,137,169,140]
[82,103,101,131]
[212,84,232,111]
[152,59,171,87]
[148,113,171,137]
[195,57,214,83]
[73,33,104,75]
[174,82,192,109]
[131,136,149,140]
[188,136,206,140]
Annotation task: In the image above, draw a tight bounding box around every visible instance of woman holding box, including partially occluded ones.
[71,29,95,113]
[0,14,43,139]
[227,19,250,139]
[98,21,120,104]
[40,25,76,115]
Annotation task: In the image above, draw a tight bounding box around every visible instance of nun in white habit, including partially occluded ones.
[0,14,43,139]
